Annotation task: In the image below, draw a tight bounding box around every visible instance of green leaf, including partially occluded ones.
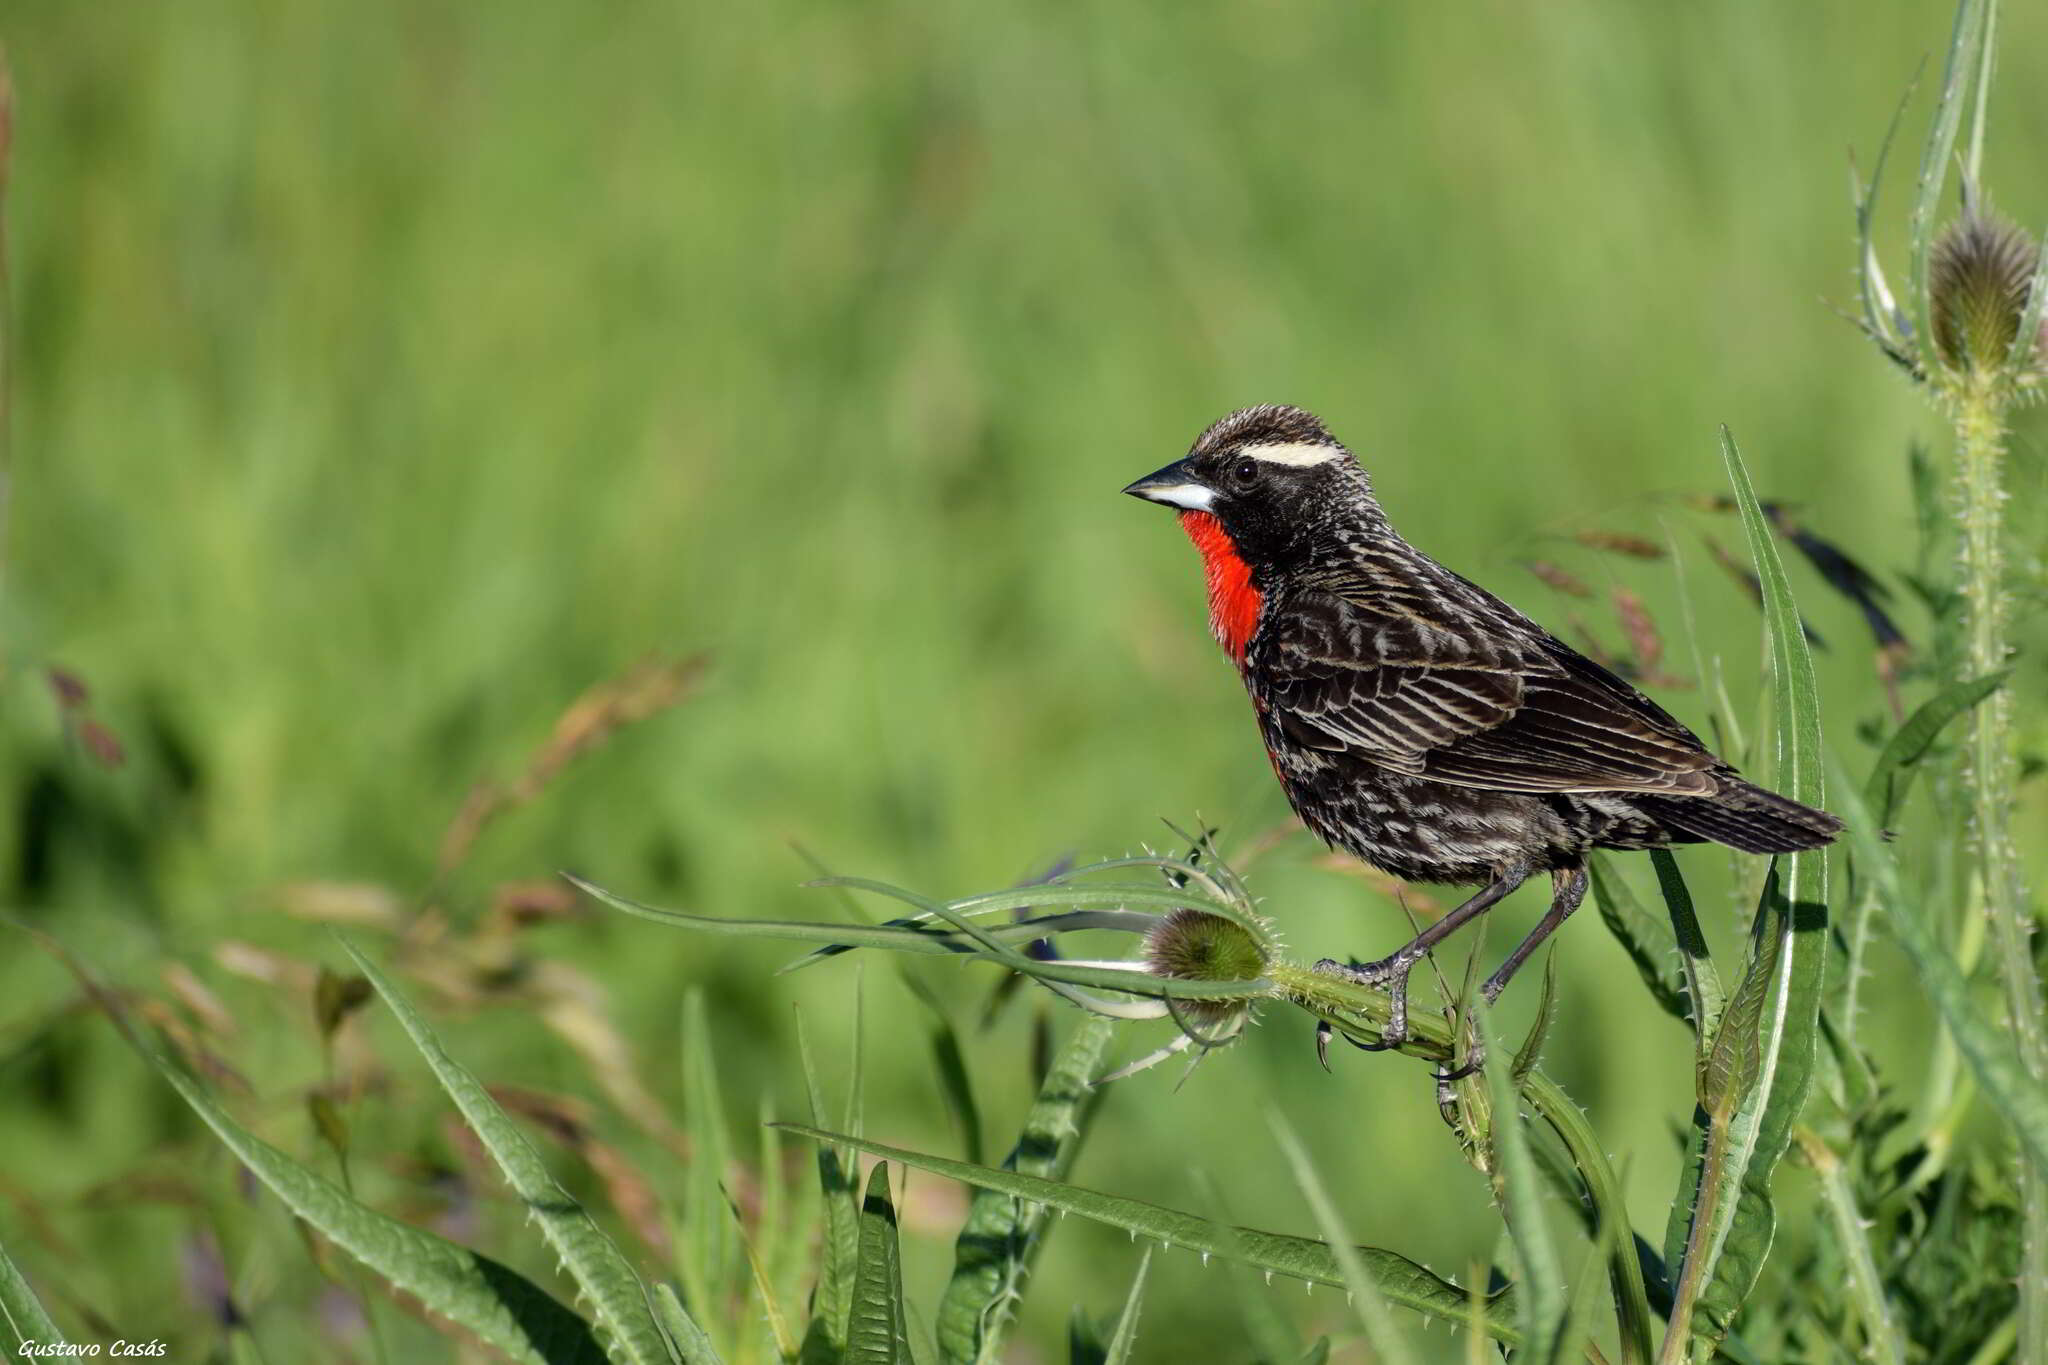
[849,1165,913,1365]
[797,1009,861,1365]
[1483,1005,1568,1365]
[654,1285,727,1365]
[341,940,675,1365]
[937,1015,1111,1365]
[1861,671,2004,824]
[679,990,737,1345]
[573,875,1264,1006]
[900,972,985,1168]
[0,1231,65,1351]
[1661,431,1833,1362]
[1650,851,1725,1048]
[1833,773,2048,1176]
[1586,854,1690,1027]
[1908,0,1992,371]
[157,1045,606,1364]
[1852,69,1919,361]
[777,1124,1519,1344]
[24,928,608,1365]
[1101,1250,1151,1365]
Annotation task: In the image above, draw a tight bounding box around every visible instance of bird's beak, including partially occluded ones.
[1121,459,1215,511]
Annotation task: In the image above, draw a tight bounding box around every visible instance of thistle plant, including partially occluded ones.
[1848,0,2048,1346]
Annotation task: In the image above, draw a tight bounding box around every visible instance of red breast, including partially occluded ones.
[1177,510,1262,665]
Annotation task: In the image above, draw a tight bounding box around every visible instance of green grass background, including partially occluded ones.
[4,0,2046,1357]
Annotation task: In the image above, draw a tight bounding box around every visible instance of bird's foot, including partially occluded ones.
[1313,955,1413,1050]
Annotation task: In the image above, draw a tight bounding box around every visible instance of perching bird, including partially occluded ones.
[1123,405,1841,1050]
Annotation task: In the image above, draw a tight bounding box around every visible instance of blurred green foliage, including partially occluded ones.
[3,0,2045,1357]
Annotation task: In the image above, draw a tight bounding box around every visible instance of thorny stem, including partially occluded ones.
[1948,371,2048,1354]
[1793,1128,1904,1365]
[1269,963,1655,1365]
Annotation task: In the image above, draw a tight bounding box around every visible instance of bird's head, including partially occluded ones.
[1122,405,1376,573]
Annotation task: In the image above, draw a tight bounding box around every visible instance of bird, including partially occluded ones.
[1122,404,1841,1056]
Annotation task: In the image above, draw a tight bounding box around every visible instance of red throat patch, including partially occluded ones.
[1177,511,1262,665]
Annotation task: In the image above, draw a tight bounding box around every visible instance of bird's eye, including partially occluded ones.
[1231,458,1260,485]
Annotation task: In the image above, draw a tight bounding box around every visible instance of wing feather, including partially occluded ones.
[1256,583,1719,796]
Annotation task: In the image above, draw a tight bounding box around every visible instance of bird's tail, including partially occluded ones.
[1636,780,1844,855]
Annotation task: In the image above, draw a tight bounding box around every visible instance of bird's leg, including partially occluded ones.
[1480,864,1588,1006]
[1432,866,1590,1082]
[1314,861,1532,1049]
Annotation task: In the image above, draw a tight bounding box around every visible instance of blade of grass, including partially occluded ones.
[1650,851,1725,1050]
[937,1015,1111,1365]
[679,991,736,1348]
[796,1010,861,1365]
[778,1123,1521,1345]
[0,1232,64,1352]
[653,1285,726,1365]
[1482,1004,1568,1365]
[1861,672,2005,824]
[1270,1118,1420,1365]
[341,940,676,1365]
[1100,1250,1152,1365]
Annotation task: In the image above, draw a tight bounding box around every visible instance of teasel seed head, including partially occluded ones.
[1142,907,1270,1026]
[1929,209,2044,384]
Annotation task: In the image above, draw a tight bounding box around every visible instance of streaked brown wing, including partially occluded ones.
[1261,587,1719,795]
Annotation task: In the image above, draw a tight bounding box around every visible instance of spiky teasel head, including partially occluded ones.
[1929,209,2046,392]
[1142,906,1273,1027]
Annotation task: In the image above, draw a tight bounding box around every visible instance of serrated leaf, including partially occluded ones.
[1511,951,1561,1083]
[159,1046,605,1364]
[937,1015,1111,1365]
[27,929,605,1365]
[1586,854,1690,1027]
[849,1165,913,1365]
[1661,432,1832,1362]
[341,940,675,1365]
[778,1124,1519,1344]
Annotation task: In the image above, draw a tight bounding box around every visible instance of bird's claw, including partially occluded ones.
[1312,956,1413,1055]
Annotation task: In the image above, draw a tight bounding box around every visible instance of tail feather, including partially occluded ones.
[1637,780,1843,855]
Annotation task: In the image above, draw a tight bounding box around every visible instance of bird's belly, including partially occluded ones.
[1271,748,1584,885]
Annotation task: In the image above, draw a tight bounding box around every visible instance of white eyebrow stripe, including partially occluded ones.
[1239,441,1341,467]
[1139,483,1216,510]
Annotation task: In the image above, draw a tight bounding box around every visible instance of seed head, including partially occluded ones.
[1929,210,2042,380]
[1142,907,1269,1026]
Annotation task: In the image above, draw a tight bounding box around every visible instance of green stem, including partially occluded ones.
[1269,963,1655,1365]
[1794,1129,1903,1365]
[1950,372,2048,1355]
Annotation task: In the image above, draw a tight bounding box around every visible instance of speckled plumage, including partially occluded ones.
[1125,404,1842,1047]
